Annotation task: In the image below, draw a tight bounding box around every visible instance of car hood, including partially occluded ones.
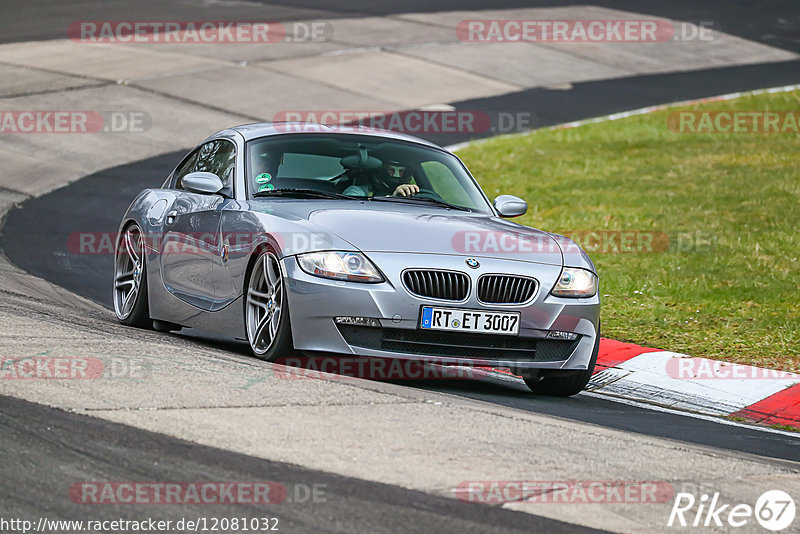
[249,200,564,266]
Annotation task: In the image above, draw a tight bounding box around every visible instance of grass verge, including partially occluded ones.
[458,89,799,370]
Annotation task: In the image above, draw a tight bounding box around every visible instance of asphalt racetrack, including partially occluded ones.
[1,1,799,532]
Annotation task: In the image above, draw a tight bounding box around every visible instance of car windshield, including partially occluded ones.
[245,133,492,213]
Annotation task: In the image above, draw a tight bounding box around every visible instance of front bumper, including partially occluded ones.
[283,252,600,370]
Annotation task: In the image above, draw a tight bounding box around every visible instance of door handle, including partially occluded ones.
[165,210,178,225]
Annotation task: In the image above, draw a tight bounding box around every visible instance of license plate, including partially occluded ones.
[420,306,520,335]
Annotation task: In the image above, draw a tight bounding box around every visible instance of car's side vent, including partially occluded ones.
[477,275,537,304]
[402,269,469,301]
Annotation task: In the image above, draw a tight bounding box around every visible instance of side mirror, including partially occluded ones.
[494,195,527,217]
[182,172,224,195]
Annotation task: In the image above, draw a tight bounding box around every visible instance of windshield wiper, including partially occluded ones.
[253,188,472,211]
[370,195,472,212]
[252,188,360,200]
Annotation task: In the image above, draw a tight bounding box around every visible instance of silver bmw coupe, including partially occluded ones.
[114,123,600,396]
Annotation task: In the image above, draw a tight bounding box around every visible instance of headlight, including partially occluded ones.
[296,252,383,283]
[550,267,598,298]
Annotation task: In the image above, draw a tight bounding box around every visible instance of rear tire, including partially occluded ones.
[245,249,295,361]
[113,223,152,329]
[524,327,600,397]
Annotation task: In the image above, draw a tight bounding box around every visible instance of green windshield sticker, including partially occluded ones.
[258,183,274,192]
[255,173,272,183]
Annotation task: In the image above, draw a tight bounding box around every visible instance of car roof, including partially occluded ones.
[227,122,446,151]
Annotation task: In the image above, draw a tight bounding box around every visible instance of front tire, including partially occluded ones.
[113,223,151,328]
[524,327,600,397]
[245,249,294,361]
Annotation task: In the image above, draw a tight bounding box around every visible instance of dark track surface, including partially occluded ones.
[2,3,800,529]
[452,60,800,145]
[0,395,602,534]
[2,0,799,53]
[4,63,800,466]
[404,380,800,463]
[4,152,800,466]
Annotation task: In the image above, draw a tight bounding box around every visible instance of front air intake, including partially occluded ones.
[477,275,537,304]
[402,269,469,301]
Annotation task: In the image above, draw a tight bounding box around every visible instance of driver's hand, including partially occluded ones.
[393,184,419,197]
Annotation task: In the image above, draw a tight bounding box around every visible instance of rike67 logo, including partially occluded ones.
[668,490,795,531]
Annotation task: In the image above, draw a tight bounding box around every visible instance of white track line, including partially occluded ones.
[472,367,800,437]
[446,83,800,152]
[580,391,800,438]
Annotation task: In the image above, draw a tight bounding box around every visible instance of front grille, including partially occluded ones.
[402,269,469,301]
[477,275,537,304]
[337,325,578,362]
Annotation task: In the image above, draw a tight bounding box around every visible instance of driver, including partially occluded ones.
[343,160,420,197]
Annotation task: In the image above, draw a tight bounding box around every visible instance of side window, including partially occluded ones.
[173,150,199,190]
[195,140,236,197]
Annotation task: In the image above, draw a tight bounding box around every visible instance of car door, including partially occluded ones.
[160,140,235,310]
